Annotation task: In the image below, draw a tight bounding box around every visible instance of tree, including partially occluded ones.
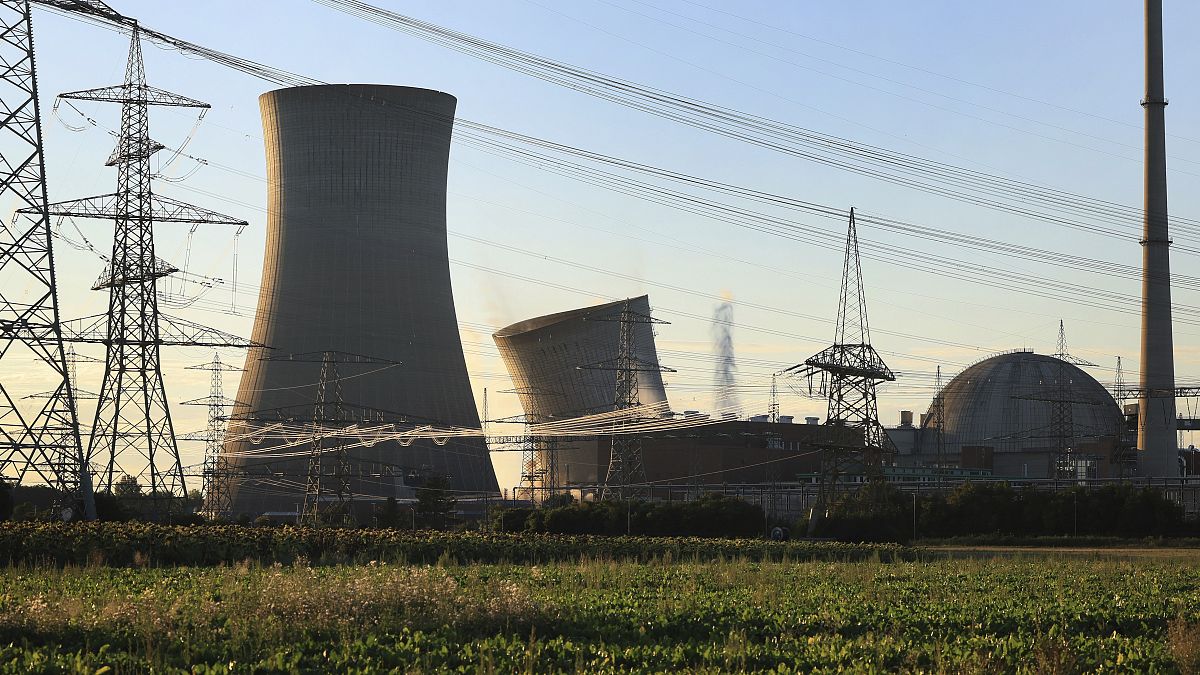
[93,492,129,522]
[376,496,402,528]
[0,479,12,521]
[114,474,141,498]
[415,476,456,530]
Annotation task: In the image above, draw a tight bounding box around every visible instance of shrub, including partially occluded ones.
[0,521,914,567]
[492,494,765,538]
[0,480,11,522]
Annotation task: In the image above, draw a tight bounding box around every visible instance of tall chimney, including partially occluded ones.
[1137,0,1177,476]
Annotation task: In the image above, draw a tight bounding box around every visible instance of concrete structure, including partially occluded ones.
[632,420,824,484]
[224,84,497,517]
[1137,0,1177,476]
[494,297,853,488]
[888,351,1127,479]
[493,296,668,485]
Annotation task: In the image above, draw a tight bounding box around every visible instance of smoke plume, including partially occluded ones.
[711,295,738,413]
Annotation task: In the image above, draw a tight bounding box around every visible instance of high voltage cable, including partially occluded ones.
[43,5,1200,323]
[38,4,1200,402]
[45,2,1200,240]
[458,120,1200,277]
[670,0,1200,148]
[597,0,1200,170]
[445,130,1200,316]
[147,132,1200,329]
[310,0,1200,237]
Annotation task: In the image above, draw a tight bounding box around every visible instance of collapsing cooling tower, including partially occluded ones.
[224,85,497,517]
[492,296,670,485]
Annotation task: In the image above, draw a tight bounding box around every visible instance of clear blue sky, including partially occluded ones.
[19,0,1200,491]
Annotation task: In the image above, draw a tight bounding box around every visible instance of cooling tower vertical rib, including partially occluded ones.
[223,84,497,517]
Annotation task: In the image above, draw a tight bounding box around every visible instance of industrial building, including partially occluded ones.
[494,297,829,489]
[222,84,498,518]
[887,350,1128,479]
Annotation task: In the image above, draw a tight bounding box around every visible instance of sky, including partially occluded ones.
[9,0,1200,492]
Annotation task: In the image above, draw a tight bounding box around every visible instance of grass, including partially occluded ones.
[1,556,1199,673]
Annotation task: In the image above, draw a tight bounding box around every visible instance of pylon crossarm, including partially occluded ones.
[58,83,208,108]
[804,344,895,382]
[30,192,248,225]
[60,313,260,347]
[32,1,125,22]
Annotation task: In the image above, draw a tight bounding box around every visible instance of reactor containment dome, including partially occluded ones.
[914,351,1124,478]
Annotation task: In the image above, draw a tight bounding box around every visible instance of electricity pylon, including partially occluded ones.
[785,209,895,533]
[30,25,251,514]
[180,353,243,520]
[932,365,946,469]
[0,0,98,519]
[499,385,563,503]
[231,350,403,526]
[580,300,673,500]
[1049,320,1096,477]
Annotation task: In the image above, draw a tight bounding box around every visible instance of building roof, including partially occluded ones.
[924,350,1122,452]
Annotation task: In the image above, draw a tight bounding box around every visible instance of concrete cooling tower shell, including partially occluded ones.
[225,84,497,517]
[921,350,1123,478]
[493,296,669,484]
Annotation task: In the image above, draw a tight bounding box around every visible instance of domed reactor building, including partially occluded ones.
[888,350,1129,479]
[222,85,498,518]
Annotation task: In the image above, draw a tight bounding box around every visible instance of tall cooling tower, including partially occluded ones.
[225,84,497,517]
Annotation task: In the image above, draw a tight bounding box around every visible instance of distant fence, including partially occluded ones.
[541,477,1200,520]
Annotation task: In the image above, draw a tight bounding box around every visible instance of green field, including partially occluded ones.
[3,554,1199,673]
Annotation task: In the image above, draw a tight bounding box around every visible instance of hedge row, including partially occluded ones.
[493,493,766,537]
[807,482,1197,543]
[0,522,915,567]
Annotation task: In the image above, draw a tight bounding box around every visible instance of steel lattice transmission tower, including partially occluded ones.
[580,300,673,500]
[32,25,251,510]
[304,351,352,525]
[787,209,895,531]
[1049,320,1096,477]
[232,351,402,526]
[516,421,540,501]
[0,0,104,519]
[932,365,946,470]
[499,386,561,503]
[180,353,243,520]
[1114,356,1128,408]
[26,346,97,401]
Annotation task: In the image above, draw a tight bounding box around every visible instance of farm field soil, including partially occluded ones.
[2,558,1199,673]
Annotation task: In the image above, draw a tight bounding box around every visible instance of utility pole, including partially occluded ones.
[1138,0,1176,477]
[180,353,243,520]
